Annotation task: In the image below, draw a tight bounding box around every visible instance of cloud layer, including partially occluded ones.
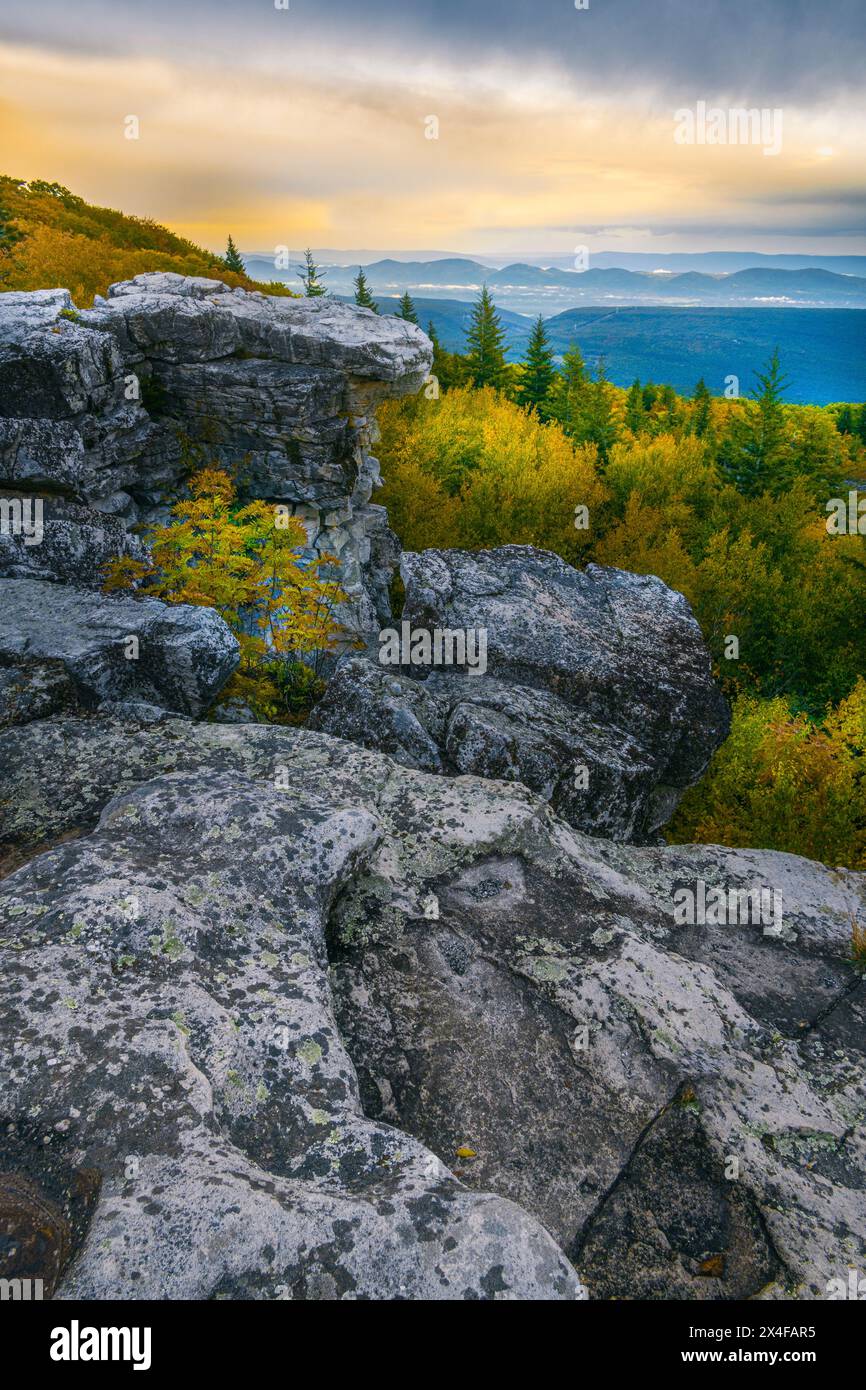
[1,1,863,254]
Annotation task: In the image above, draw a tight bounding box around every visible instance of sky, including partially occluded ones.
[0,0,864,258]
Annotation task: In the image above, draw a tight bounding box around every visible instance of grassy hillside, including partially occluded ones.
[0,176,295,305]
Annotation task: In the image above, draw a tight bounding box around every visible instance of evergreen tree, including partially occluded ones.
[855,403,866,448]
[547,342,586,434]
[692,378,712,438]
[224,235,245,275]
[353,266,378,311]
[577,359,618,466]
[516,315,556,414]
[835,404,853,435]
[398,291,419,325]
[424,320,463,393]
[718,348,789,496]
[464,286,509,390]
[298,248,326,297]
[625,378,643,434]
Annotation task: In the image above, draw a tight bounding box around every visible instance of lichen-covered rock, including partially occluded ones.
[0,275,433,628]
[1,713,862,1300]
[0,494,149,585]
[0,744,582,1301]
[312,547,730,842]
[0,657,78,730]
[0,579,238,717]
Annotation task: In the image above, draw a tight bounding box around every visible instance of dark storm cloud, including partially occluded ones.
[3,0,863,103]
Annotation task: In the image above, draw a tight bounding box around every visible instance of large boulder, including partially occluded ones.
[311,546,730,841]
[0,579,238,717]
[0,728,582,1301]
[1,713,863,1300]
[0,276,431,629]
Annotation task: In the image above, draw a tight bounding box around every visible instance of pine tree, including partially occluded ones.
[854,403,866,447]
[464,286,509,390]
[224,235,245,275]
[547,342,586,433]
[692,378,712,438]
[398,291,419,325]
[835,404,853,435]
[718,348,789,495]
[577,359,618,466]
[298,248,326,297]
[516,315,555,415]
[353,267,378,312]
[625,379,643,434]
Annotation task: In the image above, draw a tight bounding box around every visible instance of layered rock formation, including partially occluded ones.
[0,274,431,628]
[1,713,863,1299]
[312,546,730,842]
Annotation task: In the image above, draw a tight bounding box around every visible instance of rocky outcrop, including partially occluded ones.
[0,712,862,1299]
[0,579,238,717]
[0,275,430,628]
[311,546,730,841]
[0,714,582,1301]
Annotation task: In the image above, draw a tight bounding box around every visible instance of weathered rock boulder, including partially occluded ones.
[0,723,582,1301]
[1,713,862,1300]
[0,493,149,585]
[311,546,730,842]
[0,579,238,717]
[0,275,430,627]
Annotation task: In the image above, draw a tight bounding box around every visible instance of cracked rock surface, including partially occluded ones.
[312,546,731,842]
[1,712,862,1299]
[0,275,430,628]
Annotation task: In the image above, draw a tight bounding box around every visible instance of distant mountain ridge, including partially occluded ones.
[352,296,866,406]
[247,253,866,311]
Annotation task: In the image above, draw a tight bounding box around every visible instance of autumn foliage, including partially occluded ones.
[104,468,349,721]
[0,177,295,306]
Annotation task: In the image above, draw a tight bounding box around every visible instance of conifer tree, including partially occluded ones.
[625,378,644,434]
[547,342,587,435]
[578,359,618,466]
[224,235,245,274]
[298,248,326,297]
[398,291,419,325]
[353,266,378,311]
[692,378,712,438]
[464,285,509,390]
[516,315,555,415]
[719,348,789,495]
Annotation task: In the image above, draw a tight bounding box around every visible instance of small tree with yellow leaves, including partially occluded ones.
[104,467,351,721]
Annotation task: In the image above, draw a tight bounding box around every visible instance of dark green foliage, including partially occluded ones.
[692,378,712,438]
[224,235,245,274]
[298,248,326,297]
[464,286,509,390]
[516,315,556,414]
[398,291,419,325]
[625,378,644,433]
[353,267,378,311]
[718,348,790,496]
